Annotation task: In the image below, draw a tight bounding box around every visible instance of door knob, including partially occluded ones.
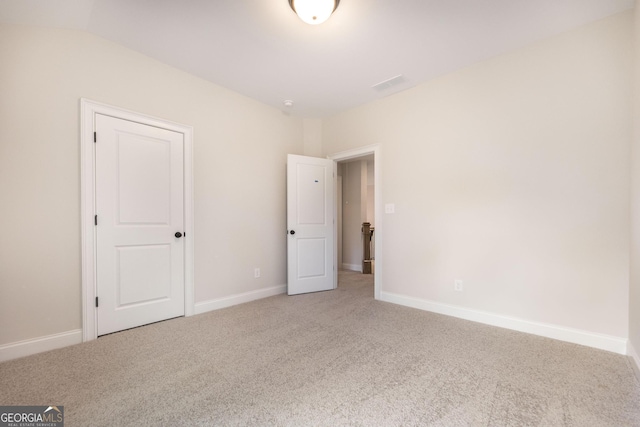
[175,232,183,238]
[289,230,295,235]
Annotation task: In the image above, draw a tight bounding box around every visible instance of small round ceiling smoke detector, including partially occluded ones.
[283,100,294,108]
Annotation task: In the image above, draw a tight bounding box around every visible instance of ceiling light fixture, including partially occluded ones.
[288,0,340,25]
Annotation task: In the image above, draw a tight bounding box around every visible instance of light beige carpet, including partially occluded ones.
[1,271,640,426]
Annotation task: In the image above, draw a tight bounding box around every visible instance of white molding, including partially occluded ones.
[380,291,627,355]
[341,263,363,272]
[336,175,343,286]
[329,144,382,300]
[80,98,195,342]
[629,340,640,378]
[0,330,82,362]
[195,285,286,315]
[183,122,195,317]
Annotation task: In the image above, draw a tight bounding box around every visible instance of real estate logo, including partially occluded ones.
[0,406,64,427]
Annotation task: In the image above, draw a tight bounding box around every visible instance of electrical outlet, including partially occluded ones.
[454,280,463,292]
[254,268,261,278]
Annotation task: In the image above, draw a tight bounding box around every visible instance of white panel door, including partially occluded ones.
[96,114,185,336]
[287,154,335,295]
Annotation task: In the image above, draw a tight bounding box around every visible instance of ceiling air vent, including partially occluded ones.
[372,74,406,92]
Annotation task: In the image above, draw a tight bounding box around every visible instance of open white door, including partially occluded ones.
[287,154,335,295]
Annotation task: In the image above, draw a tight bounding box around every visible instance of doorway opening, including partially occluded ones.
[337,156,375,272]
[329,145,381,300]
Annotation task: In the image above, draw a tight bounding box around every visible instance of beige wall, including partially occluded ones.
[324,12,633,338]
[366,160,375,225]
[0,24,303,345]
[630,2,640,359]
[341,161,364,269]
[303,118,323,157]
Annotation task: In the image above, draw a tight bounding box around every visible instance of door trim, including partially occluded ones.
[328,144,381,300]
[80,98,195,342]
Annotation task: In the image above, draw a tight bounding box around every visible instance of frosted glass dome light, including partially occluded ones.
[288,0,340,25]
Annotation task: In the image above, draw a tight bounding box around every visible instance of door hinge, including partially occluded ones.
[95,297,99,307]
[94,215,97,226]
[93,132,97,143]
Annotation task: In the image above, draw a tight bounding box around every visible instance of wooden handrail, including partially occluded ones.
[362,222,374,274]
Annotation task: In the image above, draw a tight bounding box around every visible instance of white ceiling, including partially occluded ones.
[0,0,634,117]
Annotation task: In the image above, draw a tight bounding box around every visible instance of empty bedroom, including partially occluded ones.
[1,0,640,425]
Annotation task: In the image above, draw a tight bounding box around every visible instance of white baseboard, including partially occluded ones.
[341,263,362,272]
[380,291,627,355]
[0,287,286,362]
[628,340,640,379]
[0,329,82,363]
[195,285,286,315]
[2,292,627,363]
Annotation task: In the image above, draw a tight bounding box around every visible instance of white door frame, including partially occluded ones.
[328,144,381,300]
[80,98,195,341]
